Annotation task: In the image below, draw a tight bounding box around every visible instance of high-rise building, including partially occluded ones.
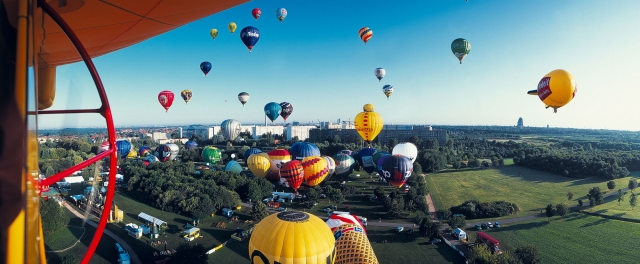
[517,117,524,128]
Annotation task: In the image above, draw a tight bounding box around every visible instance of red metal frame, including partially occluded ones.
[36,1,118,263]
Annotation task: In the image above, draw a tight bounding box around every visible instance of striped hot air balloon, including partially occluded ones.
[302,156,329,187]
[358,27,373,44]
[279,160,304,191]
[138,146,152,157]
[323,156,336,180]
[332,224,379,264]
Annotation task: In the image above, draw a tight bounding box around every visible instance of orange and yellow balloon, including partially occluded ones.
[247,153,271,178]
[302,156,329,187]
[354,104,384,145]
[527,69,577,113]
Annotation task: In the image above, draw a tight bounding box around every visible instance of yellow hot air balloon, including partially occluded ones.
[126,150,138,158]
[210,28,218,40]
[354,104,384,145]
[228,22,237,34]
[528,69,577,113]
[249,211,336,264]
[248,153,271,178]
[333,224,379,264]
[302,156,329,187]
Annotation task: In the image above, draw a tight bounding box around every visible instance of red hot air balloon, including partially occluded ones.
[158,90,175,112]
[252,8,261,20]
[280,160,304,192]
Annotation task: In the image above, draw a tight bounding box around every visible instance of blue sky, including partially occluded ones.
[40,0,640,131]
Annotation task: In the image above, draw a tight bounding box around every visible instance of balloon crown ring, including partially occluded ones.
[277,211,310,222]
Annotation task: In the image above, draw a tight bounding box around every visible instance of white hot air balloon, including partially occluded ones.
[166,143,180,161]
[374,67,385,82]
[221,119,242,143]
[238,92,249,107]
[392,142,418,163]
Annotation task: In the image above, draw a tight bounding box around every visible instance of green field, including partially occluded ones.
[367,226,466,264]
[463,213,640,264]
[426,162,638,217]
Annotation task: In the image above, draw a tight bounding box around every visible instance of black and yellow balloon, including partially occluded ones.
[528,69,577,113]
[249,211,336,264]
[354,104,384,145]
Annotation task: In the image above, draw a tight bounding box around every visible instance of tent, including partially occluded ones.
[62,176,84,183]
[137,212,167,227]
[451,228,467,240]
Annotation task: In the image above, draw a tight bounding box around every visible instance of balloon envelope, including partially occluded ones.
[244,148,262,159]
[252,8,261,20]
[184,140,198,150]
[200,61,212,76]
[279,102,293,121]
[210,28,218,40]
[275,8,287,22]
[264,102,282,122]
[154,144,171,162]
[202,146,222,164]
[267,149,292,179]
[323,156,336,180]
[138,146,152,157]
[225,160,243,174]
[534,69,577,112]
[451,38,471,64]
[181,89,192,104]
[166,143,179,161]
[289,142,320,161]
[381,155,413,188]
[374,67,385,81]
[249,212,336,264]
[240,26,260,52]
[126,150,137,158]
[372,151,390,165]
[357,147,377,174]
[302,156,329,187]
[392,142,418,163]
[115,140,131,158]
[228,22,237,33]
[382,85,393,99]
[158,90,174,112]
[359,27,373,44]
[377,154,392,178]
[333,153,355,176]
[221,119,242,142]
[279,160,304,191]
[354,104,384,144]
[332,224,378,264]
[238,92,249,106]
[247,153,271,178]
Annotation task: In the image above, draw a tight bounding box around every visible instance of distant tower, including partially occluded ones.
[517,117,524,129]
[178,127,183,138]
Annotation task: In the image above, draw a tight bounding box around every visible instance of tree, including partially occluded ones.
[251,201,269,222]
[566,192,574,202]
[468,244,495,264]
[587,187,604,205]
[514,245,541,264]
[418,218,440,238]
[386,196,405,217]
[45,166,55,177]
[555,203,568,217]
[168,243,208,264]
[333,134,341,143]
[578,199,583,208]
[607,180,616,191]
[40,198,69,235]
[388,138,398,149]
[630,193,638,210]
[373,186,385,200]
[629,180,638,193]
[617,189,626,206]
[449,215,466,228]
[468,159,480,168]
[246,181,264,203]
[545,204,555,221]
[413,163,423,173]
[305,188,320,207]
[327,187,345,206]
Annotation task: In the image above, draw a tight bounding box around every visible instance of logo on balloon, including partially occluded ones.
[159,95,167,104]
[537,77,552,101]
[242,31,260,38]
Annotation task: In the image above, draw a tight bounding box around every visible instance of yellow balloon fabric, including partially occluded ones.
[210,28,218,39]
[126,150,137,158]
[302,156,329,187]
[354,104,384,144]
[536,69,576,111]
[333,224,379,264]
[249,212,336,264]
[228,22,237,33]
[248,153,271,178]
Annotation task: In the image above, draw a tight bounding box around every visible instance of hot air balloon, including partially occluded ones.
[98,141,110,154]
[238,92,250,106]
[289,142,320,161]
[302,156,329,187]
[115,140,131,158]
[357,147,377,174]
[267,149,292,180]
[372,151,390,165]
[200,61,212,76]
[279,102,293,121]
[358,27,373,45]
[166,143,179,161]
[382,85,393,99]
[240,26,260,52]
[323,156,336,180]
[228,22,237,33]
[252,8,261,20]
[145,155,159,163]
[326,213,367,234]
[376,153,392,179]
[249,212,336,264]
[381,155,413,188]
[333,153,355,177]
[527,69,577,113]
[392,142,418,163]
[184,140,198,150]
[158,90,174,112]
[451,38,471,64]
[264,102,282,123]
[225,160,243,174]
[221,119,242,143]
[244,148,262,159]
[247,153,271,178]
[181,89,192,104]
[332,224,378,264]
[275,8,287,23]
[374,67,385,81]
[202,146,222,164]
[126,150,138,159]
[279,160,304,191]
[154,144,171,162]
[138,146,152,157]
[354,104,384,146]
[210,28,218,40]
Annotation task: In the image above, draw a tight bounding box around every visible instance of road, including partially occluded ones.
[62,202,142,264]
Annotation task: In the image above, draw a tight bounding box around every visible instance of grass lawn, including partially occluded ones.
[367,225,466,264]
[426,163,638,217]
[462,213,640,264]
[45,209,118,264]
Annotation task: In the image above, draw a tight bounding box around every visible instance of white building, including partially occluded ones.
[285,126,316,141]
[252,126,284,140]
[184,126,219,139]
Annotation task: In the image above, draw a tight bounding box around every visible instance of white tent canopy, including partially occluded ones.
[137,212,166,227]
[62,176,84,183]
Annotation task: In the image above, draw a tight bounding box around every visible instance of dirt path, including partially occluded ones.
[62,202,142,264]
[44,226,85,253]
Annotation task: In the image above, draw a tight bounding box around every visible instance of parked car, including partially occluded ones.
[480,223,488,229]
[323,208,332,212]
[429,238,442,244]
[487,222,494,228]
[396,227,404,233]
[475,224,482,230]
[494,222,500,228]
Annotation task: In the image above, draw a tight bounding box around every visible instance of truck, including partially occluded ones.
[475,232,501,254]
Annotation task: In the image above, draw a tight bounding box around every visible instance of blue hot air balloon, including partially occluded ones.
[200,61,212,76]
[244,148,262,159]
[264,102,282,122]
[240,26,260,52]
[381,155,413,188]
[115,140,131,158]
[185,140,198,150]
[275,8,287,23]
[377,153,392,179]
[357,147,377,174]
[290,142,320,161]
[225,160,243,174]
